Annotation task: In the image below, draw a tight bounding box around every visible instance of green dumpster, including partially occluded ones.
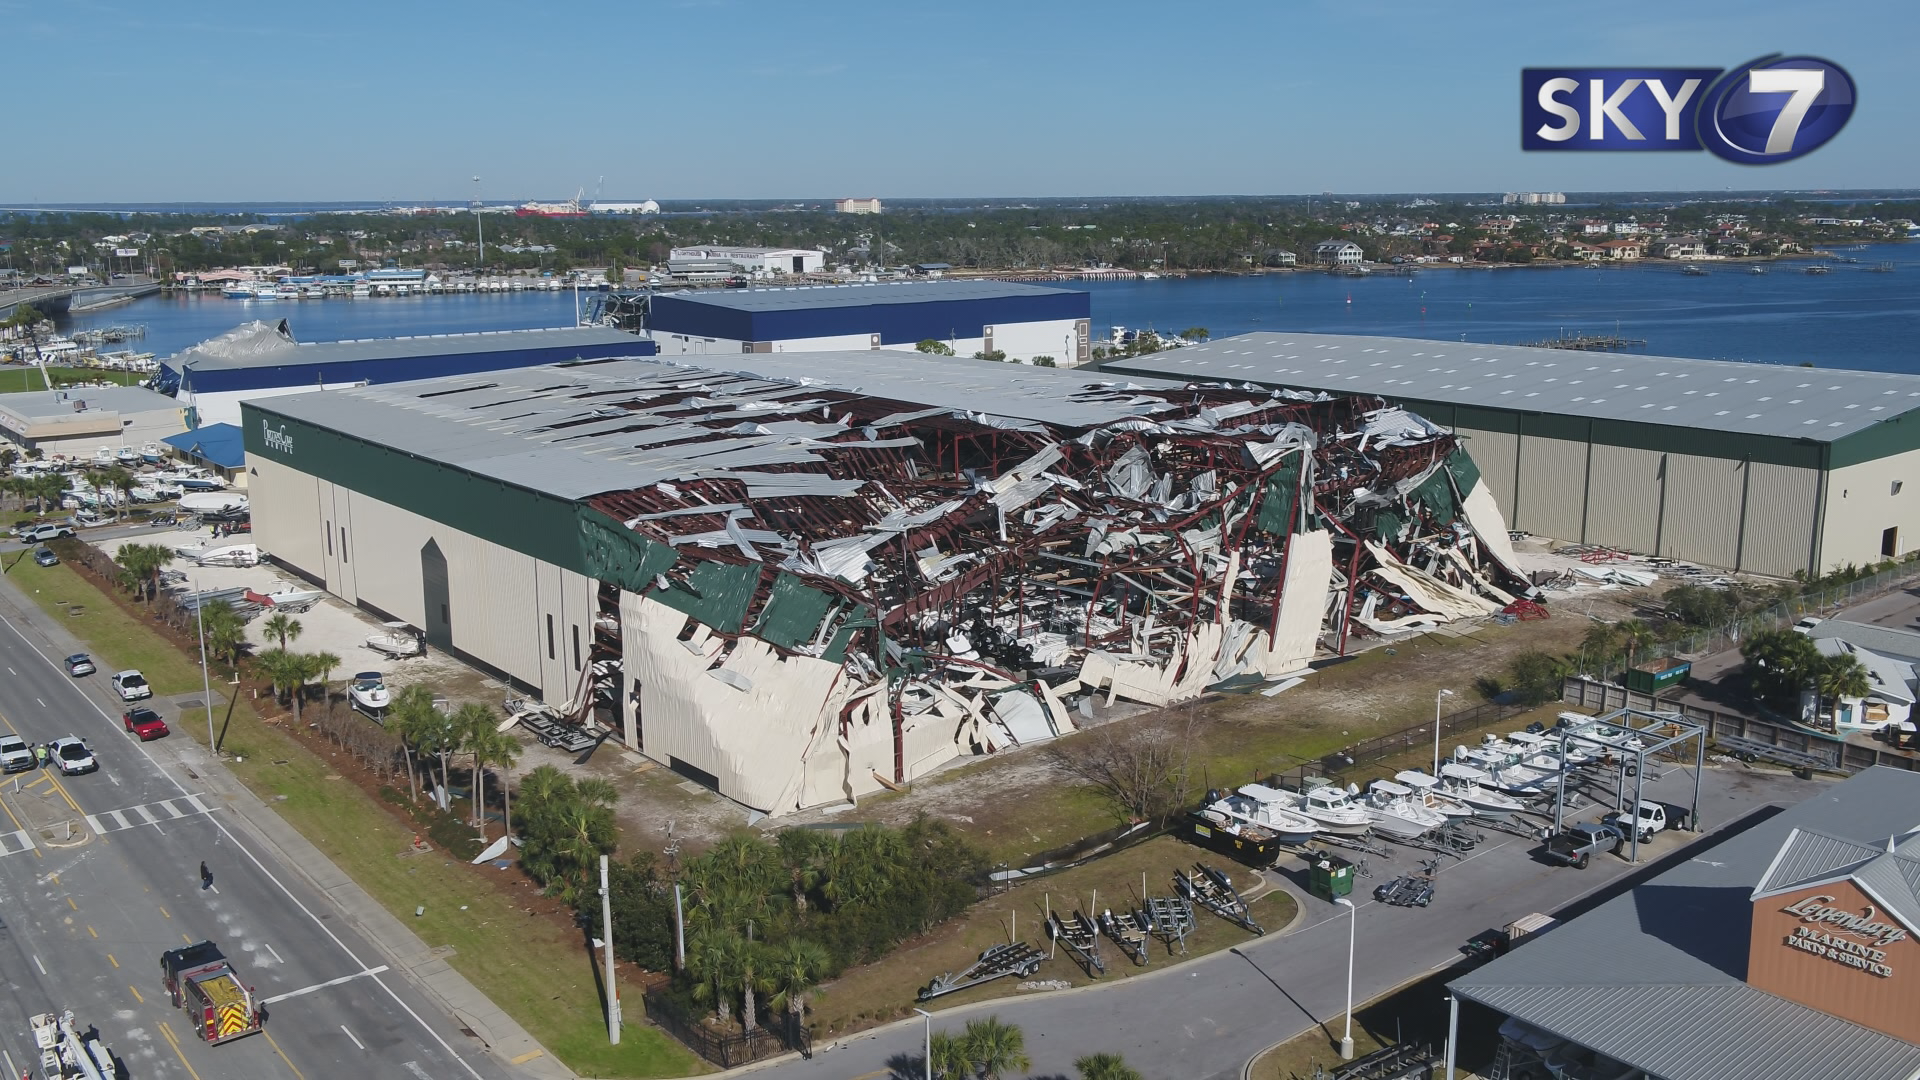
[1308,852,1354,902]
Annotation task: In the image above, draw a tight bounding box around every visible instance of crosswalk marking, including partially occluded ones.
[85,795,214,836]
[0,830,33,857]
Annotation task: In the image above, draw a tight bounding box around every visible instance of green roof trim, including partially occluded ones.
[753,574,838,651]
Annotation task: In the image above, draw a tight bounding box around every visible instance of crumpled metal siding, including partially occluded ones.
[753,574,838,651]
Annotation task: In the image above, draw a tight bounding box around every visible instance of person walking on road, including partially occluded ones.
[200,861,212,890]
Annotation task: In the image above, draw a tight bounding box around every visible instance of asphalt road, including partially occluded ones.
[767,766,1828,1080]
[0,592,514,1079]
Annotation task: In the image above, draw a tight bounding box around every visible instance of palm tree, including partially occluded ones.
[482,725,522,836]
[453,703,503,828]
[261,612,303,650]
[686,927,746,1025]
[961,1016,1030,1079]
[255,649,303,708]
[1074,1054,1143,1080]
[739,938,770,1032]
[386,685,439,801]
[765,938,829,1041]
[296,651,340,720]
[1814,652,1872,726]
[1580,621,1622,680]
[928,1031,974,1080]
[775,829,828,914]
[199,600,248,668]
[1617,619,1656,670]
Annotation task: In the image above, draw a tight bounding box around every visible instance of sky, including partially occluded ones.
[4,0,1916,203]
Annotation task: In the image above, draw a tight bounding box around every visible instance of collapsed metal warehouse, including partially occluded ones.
[242,353,1523,814]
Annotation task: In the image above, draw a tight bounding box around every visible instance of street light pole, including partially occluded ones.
[194,575,214,752]
[1336,896,1356,1059]
[1432,688,1454,775]
[911,1008,932,1080]
[472,176,485,268]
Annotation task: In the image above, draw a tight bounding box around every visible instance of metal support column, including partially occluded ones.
[1444,993,1459,1080]
[1692,724,1706,832]
[1629,747,1648,864]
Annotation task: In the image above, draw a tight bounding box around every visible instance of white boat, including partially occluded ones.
[1437,763,1528,820]
[1197,784,1320,846]
[1366,779,1449,833]
[178,492,249,516]
[114,447,138,466]
[1393,770,1476,820]
[1289,781,1374,836]
[366,622,424,660]
[1508,729,1593,765]
[194,543,260,567]
[92,447,114,468]
[140,443,165,464]
[261,587,322,612]
[347,671,391,717]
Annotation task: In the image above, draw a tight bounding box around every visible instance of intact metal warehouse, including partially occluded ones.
[155,323,648,425]
[1449,766,1920,1080]
[241,351,1519,814]
[1104,332,1920,578]
[646,280,1093,365]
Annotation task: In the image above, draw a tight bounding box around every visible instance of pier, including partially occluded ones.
[1518,333,1648,351]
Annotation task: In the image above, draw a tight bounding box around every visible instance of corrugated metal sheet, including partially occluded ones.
[1456,983,1920,1080]
[648,281,1090,346]
[341,493,428,629]
[652,561,761,634]
[1514,434,1585,540]
[1459,428,1516,517]
[1103,330,1920,444]
[1662,454,1745,567]
[1743,462,1819,576]
[1585,444,1663,553]
[1754,828,1882,896]
[247,456,323,580]
[753,575,837,651]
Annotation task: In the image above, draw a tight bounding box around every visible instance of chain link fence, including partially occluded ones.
[1635,561,1920,663]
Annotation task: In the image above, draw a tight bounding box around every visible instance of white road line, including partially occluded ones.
[33,698,42,708]
[341,1025,366,1051]
[259,965,391,1005]
[265,942,284,964]
[32,955,44,975]
[131,804,158,825]
[0,614,490,1080]
[158,799,185,819]
[3,1047,16,1078]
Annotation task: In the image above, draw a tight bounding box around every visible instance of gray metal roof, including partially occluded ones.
[0,385,182,422]
[1807,620,1920,665]
[169,325,635,372]
[248,352,1184,501]
[1451,767,1920,1080]
[1101,331,1920,442]
[651,279,1082,313]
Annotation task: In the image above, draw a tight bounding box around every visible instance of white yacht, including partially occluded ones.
[1437,763,1529,820]
[1290,781,1375,837]
[1197,784,1320,846]
[1508,729,1593,766]
[1392,770,1476,820]
[1366,779,1449,833]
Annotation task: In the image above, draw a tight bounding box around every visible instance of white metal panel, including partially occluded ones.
[1585,444,1664,554]
[1744,463,1820,577]
[457,537,539,684]
[246,456,324,580]
[1514,434,1587,540]
[1660,455,1744,567]
[533,560,568,704]
[1458,428,1517,520]
[339,491,429,628]
[314,478,341,592]
[331,483,358,603]
[1821,448,1920,572]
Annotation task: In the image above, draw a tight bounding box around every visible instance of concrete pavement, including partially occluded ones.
[0,571,572,1079]
[729,766,1827,1080]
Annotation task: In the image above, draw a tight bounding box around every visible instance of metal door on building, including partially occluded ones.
[420,538,453,652]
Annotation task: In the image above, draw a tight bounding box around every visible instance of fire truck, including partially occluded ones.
[159,940,263,1044]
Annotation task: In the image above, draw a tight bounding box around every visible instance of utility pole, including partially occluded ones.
[600,854,621,1044]
[673,882,686,971]
[472,176,486,269]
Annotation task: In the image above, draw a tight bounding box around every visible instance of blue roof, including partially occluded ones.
[648,280,1089,345]
[161,423,246,469]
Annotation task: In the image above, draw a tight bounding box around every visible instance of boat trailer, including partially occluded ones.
[1175,863,1263,934]
[1379,821,1478,859]
[1313,832,1392,859]
[1099,907,1152,966]
[1373,858,1442,908]
[1047,910,1105,976]
[1145,894,1197,956]
[917,942,1046,1001]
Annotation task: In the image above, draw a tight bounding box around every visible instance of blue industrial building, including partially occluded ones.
[156,323,649,425]
[646,280,1093,364]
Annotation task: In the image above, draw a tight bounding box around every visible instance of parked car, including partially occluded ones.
[1603,802,1670,844]
[110,670,152,701]
[0,735,33,773]
[1543,821,1627,868]
[64,653,95,677]
[122,707,169,741]
[46,736,95,776]
[22,524,73,544]
[32,548,57,567]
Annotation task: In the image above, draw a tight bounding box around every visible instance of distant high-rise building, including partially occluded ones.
[835,197,883,214]
[1502,192,1567,205]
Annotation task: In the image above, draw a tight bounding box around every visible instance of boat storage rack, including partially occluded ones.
[918,942,1045,1001]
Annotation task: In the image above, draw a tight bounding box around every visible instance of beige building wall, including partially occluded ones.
[1459,428,1517,510]
[1660,455,1745,568]
[1741,463,1821,576]
[1821,447,1920,569]
[246,455,324,577]
[1584,444,1664,555]
[1514,435,1586,541]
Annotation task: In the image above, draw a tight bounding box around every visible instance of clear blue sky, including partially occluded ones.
[6,0,1915,203]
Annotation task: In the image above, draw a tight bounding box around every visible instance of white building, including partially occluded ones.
[1313,240,1364,266]
[667,246,826,277]
[1501,192,1567,205]
[646,280,1093,365]
[835,198,883,214]
[0,386,186,459]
